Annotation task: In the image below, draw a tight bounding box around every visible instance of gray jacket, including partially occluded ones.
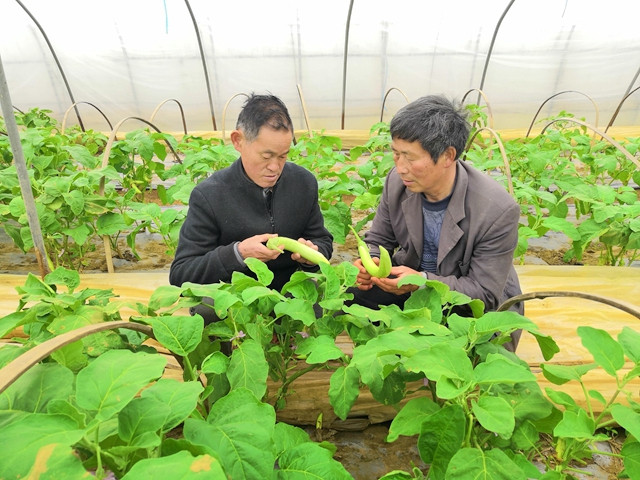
[364,160,523,314]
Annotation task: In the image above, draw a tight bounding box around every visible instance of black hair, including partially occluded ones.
[236,93,293,142]
[390,95,470,162]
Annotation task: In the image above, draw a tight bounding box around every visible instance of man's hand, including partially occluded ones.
[371,265,421,295]
[238,233,281,262]
[353,258,375,290]
[288,238,320,265]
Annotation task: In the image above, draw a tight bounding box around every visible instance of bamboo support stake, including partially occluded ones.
[0,53,51,279]
[297,84,313,138]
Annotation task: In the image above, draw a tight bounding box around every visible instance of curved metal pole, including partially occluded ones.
[497,291,640,321]
[221,93,249,142]
[464,126,514,196]
[183,0,216,131]
[340,0,355,130]
[477,0,516,105]
[149,98,188,136]
[605,85,640,133]
[380,87,410,123]
[0,321,156,394]
[0,53,50,279]
[461,88,495,129]
[540,117,640,169]
[61,101,114,133]
[98,116,182,274]
[296,84,313,137]
[526,90,599,137]
[15,0,84,130]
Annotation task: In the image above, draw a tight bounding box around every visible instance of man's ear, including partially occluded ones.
[230,130,243,151]
[442,146,457,167]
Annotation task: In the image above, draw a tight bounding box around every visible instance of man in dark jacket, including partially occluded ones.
[170,94,333,297]
[351,95,523,350]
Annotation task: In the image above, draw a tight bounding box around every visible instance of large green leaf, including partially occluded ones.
[141,378,204,431]
[151,315,204,356]
[511,420,540,451]
[473,354,537,384]
[328,365,360,421]
[619,327,640,364]
[404,342,473,384]
[185,388,276,480]
[275,442,352,479]
[0,363,74,413]
[25,443,89,480]
[621,441,640,480]
[120,451,226,479]
[611,404,640,442]
[577,326,625,376]
[553,409,599,439]
[227,339,268,399]
[274,298,317,326]
[417,404,465,480]
[472,396,515,437]
[118,396,171,443]
[296,335,344,364]
[540,363,597,385]
[387,396,440,442]
[475,311,539,335]
[0,413,85,479]
[445,447,527,479]
[149,285,185,311]
[76,350,167,421]
[50,340,87,372]
[273,423,311,457]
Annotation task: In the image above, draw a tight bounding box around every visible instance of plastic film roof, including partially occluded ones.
[2,0,640,133]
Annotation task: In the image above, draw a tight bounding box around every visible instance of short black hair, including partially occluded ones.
[236,93,294,142]
[390,95,470,162]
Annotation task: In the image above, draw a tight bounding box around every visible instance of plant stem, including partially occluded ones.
[563,466,594,476]
[590,449,624,458]
[579,380,594,420]
[95,425,104,479]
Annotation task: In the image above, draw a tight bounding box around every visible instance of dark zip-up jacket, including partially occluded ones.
[169,159,333,291]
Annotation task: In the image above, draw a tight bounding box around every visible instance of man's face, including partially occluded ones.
[233,126,293,188]
[391,138,456,201]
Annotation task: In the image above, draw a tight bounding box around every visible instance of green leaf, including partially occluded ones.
[611,404,640,442]
[25,443,89,480]
[531,332,560,361]
[64,145,97,168]
[472,396,515,437]
[553,409,597,439]
[275,441,352,479]
[118,396,171,443]
[0,311,28,338]
[511,420,540,450]
[274,298,317,326]
[76,350,167,420]
[201,351,230,375]
[44,267,81,292]
[619,326,640,364]
[120,451,226,479]
[0,363,74,413]
[244,257,275,286]
[96,211,128,236]
[387,396,440,442]
[417,404,465,480]
[473,354,537,384]
[273,422,311,457]
[151,315,204,356]
[404,342,473,383]
[148,285,184,311]
[475,311,539,336]
[445,447,527,479]
[227,339,268,399]
[545,388,580,412]
[0,413,85,480]
[47,399,86,428]
[141,378,204,431]
[504,451,542,479]
[540,363,598,385]
[577,326,625,376]
[186,388,276,480]
[328,365,360,421]
[50,340,88,372]
[296,335,344,364]
[621,441,640,480]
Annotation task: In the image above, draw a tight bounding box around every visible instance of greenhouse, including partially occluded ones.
[1,0,640,478]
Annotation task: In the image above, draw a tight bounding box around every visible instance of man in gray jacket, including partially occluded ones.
[170,94,333,294]
[351,95,522,348]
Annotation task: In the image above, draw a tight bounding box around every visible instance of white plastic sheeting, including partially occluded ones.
[1,0,640,132]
